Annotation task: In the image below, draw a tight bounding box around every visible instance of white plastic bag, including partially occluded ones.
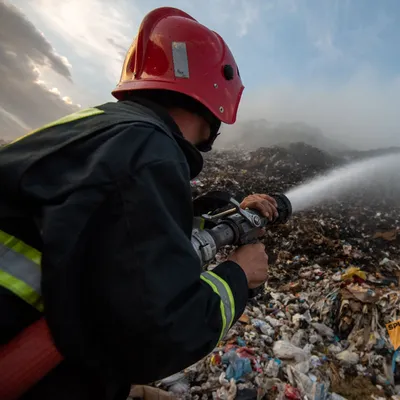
[273,340,309,362]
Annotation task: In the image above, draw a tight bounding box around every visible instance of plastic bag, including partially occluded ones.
[291,329,306,347]
[260,323,275,336]
[266,358,281,378]
[287,365,330,400]
[311,323,335,339]
[294,359,310,374]
[252,318,275,336]
[221,350,252,381]
[335,350,359,365]
[303,343,314,355]
[265,315,282,327]
[273,340,309,362]
[309,333,323,344]
[160,373,189,395]
[310,355,322,368]
[327,344,342,354]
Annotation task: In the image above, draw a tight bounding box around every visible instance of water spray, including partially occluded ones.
[285,152,400,213]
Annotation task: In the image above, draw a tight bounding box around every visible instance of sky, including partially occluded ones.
[1,0,400,149]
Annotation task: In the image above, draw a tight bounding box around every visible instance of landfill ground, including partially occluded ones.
[131,143,400,400]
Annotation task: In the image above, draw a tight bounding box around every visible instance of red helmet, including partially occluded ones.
[112,7,244,124]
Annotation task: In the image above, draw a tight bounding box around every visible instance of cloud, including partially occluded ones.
[22,0,141,83]
[237,2,259,37]
[204,0,261,37]
[23,0,262,89]
[0,0,79,140]
[6,0,400,152]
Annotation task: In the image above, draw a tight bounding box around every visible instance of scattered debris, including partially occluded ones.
[143,144,400,399]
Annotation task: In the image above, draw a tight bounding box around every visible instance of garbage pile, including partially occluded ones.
[147,144,400,400]
[196,144,341,197]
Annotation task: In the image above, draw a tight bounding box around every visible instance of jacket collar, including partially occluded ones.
[122,98,203,179]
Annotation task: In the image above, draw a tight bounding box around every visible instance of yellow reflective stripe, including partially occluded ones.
[193,217,205,230]
[0,269,44,312]
[206,270,235,327]
[5,107,105,147]
[200,274,227,341]
[199,218,205,230]
[0,230,41,265]
[200,271,236,341]
[0,230,43,312]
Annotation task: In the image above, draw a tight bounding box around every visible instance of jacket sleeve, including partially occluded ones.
[58,158,248,383]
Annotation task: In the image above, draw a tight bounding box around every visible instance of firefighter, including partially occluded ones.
[0,7,276,400]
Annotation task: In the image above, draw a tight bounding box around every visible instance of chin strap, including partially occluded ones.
[196,131,221,152]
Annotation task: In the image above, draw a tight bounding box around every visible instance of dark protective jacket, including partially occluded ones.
[0,99,248,400]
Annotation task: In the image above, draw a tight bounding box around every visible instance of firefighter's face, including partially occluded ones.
[167,107,216,149]
[196,117,211,144]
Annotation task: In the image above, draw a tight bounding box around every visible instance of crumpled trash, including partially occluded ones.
[252,318,275,336]
[311,322,335,339]
[341,266,367,282]
[221,350,252,381]
[287,365,330,400]
[265,358,281,377]
[149,144,400,399]
[273,340,310,362]
[336,350,360,365]
[159,373,190,396]
[284,384,302,399]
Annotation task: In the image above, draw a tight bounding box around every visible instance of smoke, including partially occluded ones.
[2,0,400,153]
[0,0,79,140]
[218,68,400,152]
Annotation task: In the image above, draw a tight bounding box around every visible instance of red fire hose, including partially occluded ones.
[0,317,63,400]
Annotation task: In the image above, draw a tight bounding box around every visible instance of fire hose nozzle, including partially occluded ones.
[271,193,292,225]
[191,192,292,266]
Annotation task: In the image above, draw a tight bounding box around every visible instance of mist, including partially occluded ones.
[218,69,400,152]
[2,1,400,155]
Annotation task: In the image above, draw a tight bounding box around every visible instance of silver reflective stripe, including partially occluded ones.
[0,242,42,295]
[172,42,189,78]
[201,271,234,340]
